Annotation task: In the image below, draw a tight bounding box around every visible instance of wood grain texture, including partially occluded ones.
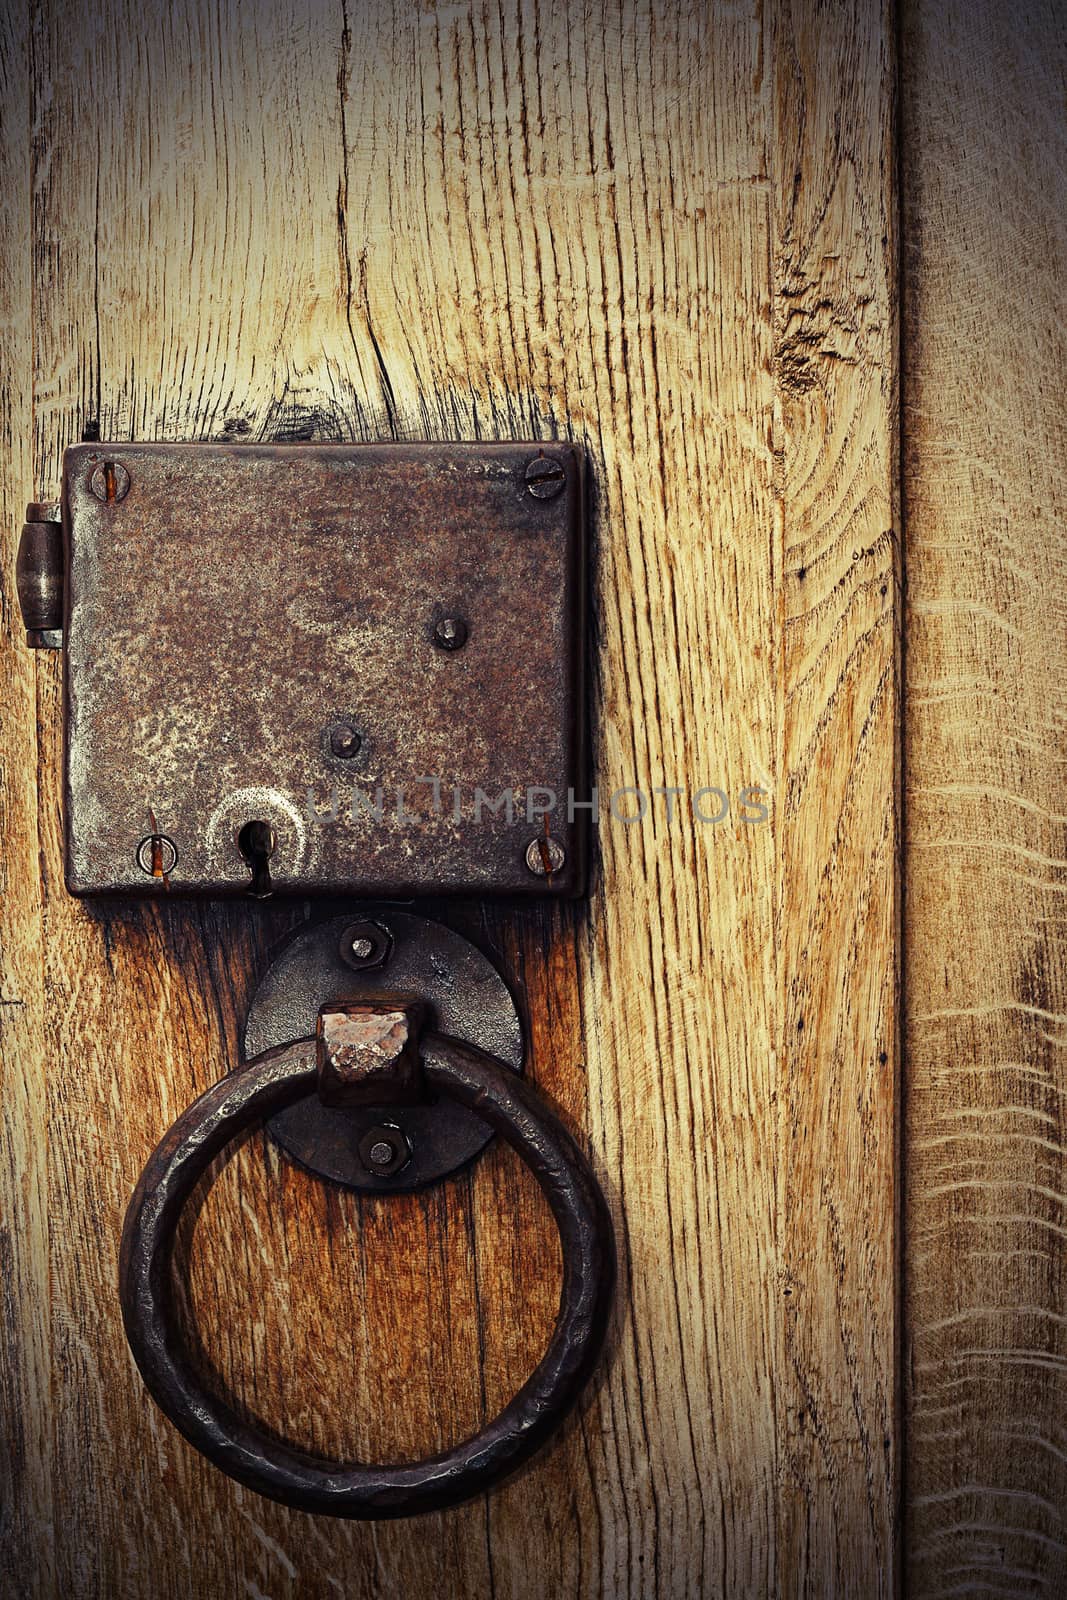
[774,6,899,1592]
[3,1,896,1594]
[0,3,53,1594]
[902,2,1067,1595]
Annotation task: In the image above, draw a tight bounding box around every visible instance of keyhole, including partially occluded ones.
[237,819,276,899]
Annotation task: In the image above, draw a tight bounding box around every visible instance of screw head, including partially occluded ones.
[525,835,567,876]
[339,918,393,972]
[433,615,468,651]
[89,460,131,502]
[136,833,178,876]
[328,721,362,758]
[524,453,566,500]
[358,1123,412,1178]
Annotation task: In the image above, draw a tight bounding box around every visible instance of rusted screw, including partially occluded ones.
[358,1123,412,1178]
[90,460,131,503]
[524,454,566,501]
[525,835,567,876]
[328,721,362,758]
[136,833,178,877]
[433,616,468,651]
[339,918,393,972]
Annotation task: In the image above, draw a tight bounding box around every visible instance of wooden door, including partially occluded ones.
[902,1,1067,1593]
[1,2,899,1595]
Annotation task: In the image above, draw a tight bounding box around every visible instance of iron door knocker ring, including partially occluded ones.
[18,444,609,1515]
[120,1024,615,1518]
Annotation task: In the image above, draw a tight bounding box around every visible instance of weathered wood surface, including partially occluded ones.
[902,2,1067,1595]
[0,2,53,1592]
[1,1,897,1595]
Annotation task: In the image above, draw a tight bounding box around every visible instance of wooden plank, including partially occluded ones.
[902,2,1067,1594]
[0,2,54,1592]
[13,1,896,1593]
[774,3,899,1594]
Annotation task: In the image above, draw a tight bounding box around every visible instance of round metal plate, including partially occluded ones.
[243,911,523,1192]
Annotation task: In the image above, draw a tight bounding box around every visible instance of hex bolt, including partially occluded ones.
[525,835,567,876]
[433,615,468,651]
[358,1123,412,1178]
[339,918,393,973]
[328,721,362,758]
[90,460,131,503]
[523,453,566,500]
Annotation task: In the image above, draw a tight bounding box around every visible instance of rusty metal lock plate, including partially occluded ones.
[61,441,586,897]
